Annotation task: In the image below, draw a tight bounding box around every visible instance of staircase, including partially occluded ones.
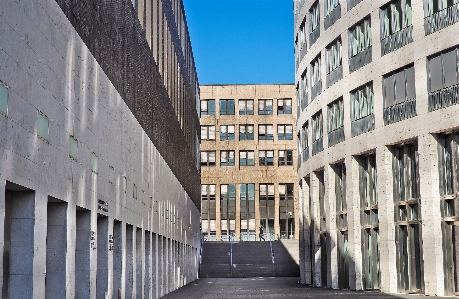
[199,239,299,278]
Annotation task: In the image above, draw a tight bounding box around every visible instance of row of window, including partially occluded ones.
[200,99,293,116]
[0,81,149,203]
[201,124,294,141]
[201,183,294,200]
[201,150,294,167]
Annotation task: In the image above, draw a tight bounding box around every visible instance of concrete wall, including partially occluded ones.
[295,0,459,296]
[0,0,201,297]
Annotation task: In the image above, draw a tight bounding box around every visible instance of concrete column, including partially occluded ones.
[136,227,143,298]
[418,133,444,296]
[377,146,397,293]
[144,231,152,299]
[96,215,109,298]
[46,200,68,298]
[33,192,47,299]
[152,233,157,299]
[326,165,338,289]
[75,207,91,299]
[158,236,163,297]
[347,156,363,290]
[125,225,134,298]
[310,172,321,287]
[300,177,311,285]
[0,179,4,295]
[113,220,123,299]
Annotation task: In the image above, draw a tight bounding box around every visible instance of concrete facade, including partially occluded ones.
[0,0,201,298]
[200,85,299,242]
[295,0,459,296]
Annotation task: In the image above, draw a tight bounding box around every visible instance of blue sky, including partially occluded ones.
[182,0,294,85]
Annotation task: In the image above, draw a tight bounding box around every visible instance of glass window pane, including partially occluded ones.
[69,136,78,160]
[92,153,98,173]
[395,70,406,104]
[429,54,443,92]
[405,65,416,100]
[0,83,8,115]
[37,112,49,140]
[443,49,458,88]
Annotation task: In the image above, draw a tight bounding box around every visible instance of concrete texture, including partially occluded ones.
[161,277,450,299]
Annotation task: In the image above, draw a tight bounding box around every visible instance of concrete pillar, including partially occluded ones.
[125,224,134,298]
[326,165,338,289]
[112,220,123,298]
[33,192,47,299]
[136,227,143,298]
[96,215,109,298]
[347,156,363,290]
[377,146,397,294]
[46,200,68,298]
[310,171,321,287]
[144,231,152,299]
[152,233,157,299]
[158,236,163,297]
[418,133,445,296]
[75,207,91,299]
[301,177,312,285]
[0,179,4,295]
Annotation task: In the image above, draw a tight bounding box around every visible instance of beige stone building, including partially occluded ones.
[200,84,298,242]
[295,0,459,296]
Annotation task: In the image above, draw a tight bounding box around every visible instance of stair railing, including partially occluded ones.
[230,232,234,277]
[269,232,275,268]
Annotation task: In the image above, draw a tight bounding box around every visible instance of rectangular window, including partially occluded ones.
[310,1,320,33]
[37,111,50,141]
[328,98,344,133]
[220,151,235,166]
[380,0,412,39]
[239,100,254,115]
[279,183,295,239]
[312,112,323,142]
[221,184,236,237]
[239,125,254,140]
[424,0,458,16]
[69,136,78,160]
[260,184,275,234]
[325,0,340,16]
[427,47,459,99]
[326,38,343,75]
[201,125,216,141]
[240,151,255,166]
[201,151,216,166]
[348,17,372,58]
[277,124,293,140]
[278,150,293,166]
[277,98,292,114]
[91,153,98,174]
[201,184,217,237]
[300,70,308,109]
[122,176,127,192]
[259,150,274,166]
[310,55,322,88]
[133,184,138,200]
[0,81,8,115]
[220,125,235,141]
[200,99,215,115]
[258,99,273,115]
[351,82,374,121]
[258,124,274,140]
[240,183,255,237]
[219,99,235,115]
[334,163,349,289]
[109,166,115,184]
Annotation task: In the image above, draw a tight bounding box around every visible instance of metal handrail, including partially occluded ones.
[230,233,234,276]
[268,233,275,266]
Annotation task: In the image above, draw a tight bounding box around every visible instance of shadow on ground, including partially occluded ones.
[161,277,450,299]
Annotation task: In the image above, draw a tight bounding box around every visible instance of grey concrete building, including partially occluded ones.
[200,84,299,242]
[0,0,201,298]
[294,0,459,296]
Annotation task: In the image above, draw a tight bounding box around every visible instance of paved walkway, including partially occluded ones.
[162,277,449,299]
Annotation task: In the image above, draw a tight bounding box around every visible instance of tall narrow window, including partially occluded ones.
[327,98,345,147]
[220,125,235,141]
[220,151,235,167]
[201,151,216,166]
[300,69,309,110]
[109,166,115,184]
[258,124,274,140]
[201,125,216,141]
[0,81,8,115]
[92,153,98,174]
[312,111,324,155]
[219,99,235,115]
[37,111,50,141]
[279,183,295,239]
[69,136,78,160]
[277,99,292,114]
[334,163,349,289]
[348,17,372,72]
[239,151,255,166]
[239,100,254,115]
[259,184,275,235]
[239,125,254,140]
[258,99,273,115]
[200,100,215,115]
[326,38,343,87]
[358,154,380,290]
[240,184,255,241]
[220,184,236,238]
[278,150,294,166]
[259,150,274,166]
[310,55,322,100]
[300,122,310,162]
[277,125,293,140]
[309,1,321,45]
[392,143,422,293]
[351,82,375,137]
[325,0,341,29]
[380,0,413,55]
[201,185,217,240]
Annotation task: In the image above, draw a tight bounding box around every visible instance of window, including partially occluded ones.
[258,124,274,140]
[277,99,292,114]
[380,0,412,39]
[310,1,320,33]
[37,111,49,141]
[427,47,458,95]
[334,163,349,289]
[240,151,255,166]
[122,176,127,192]
[239,125,254,140]
[220,184,236,236]
[325,0,340,16]
[0,81,8,115]
[311,55,321,88]
[239,100,254,115]
[133,184,138,199]
[259,184,275,234]
[201,125,216,141]
[351,82,374,121]
[425,0,458,16]
[69,136,78,160]
[220,125,235,141]
[259,150,274,166]
[258,99,273,115]
[201,151,216,166]
[279,183,295,239]
[109,166,115,184]
[300,70,308,110]
[278,124,293,140]
[240,183,255,240]
[201,184,217,237]
[326,38,342,75]
[278,150,293,166]
[220,151,235,166]
[300,122,310,161]
[219,99,235,115]
[200,100,215,115]
[312,112,323,142]
[349,17,372,58]
[299,18,307,59]
[328,98,344,133]
[91,153,98,173]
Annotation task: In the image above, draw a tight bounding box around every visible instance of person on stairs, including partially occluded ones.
[259,226,265,241]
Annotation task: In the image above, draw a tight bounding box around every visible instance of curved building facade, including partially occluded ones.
[294,0,459,296]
